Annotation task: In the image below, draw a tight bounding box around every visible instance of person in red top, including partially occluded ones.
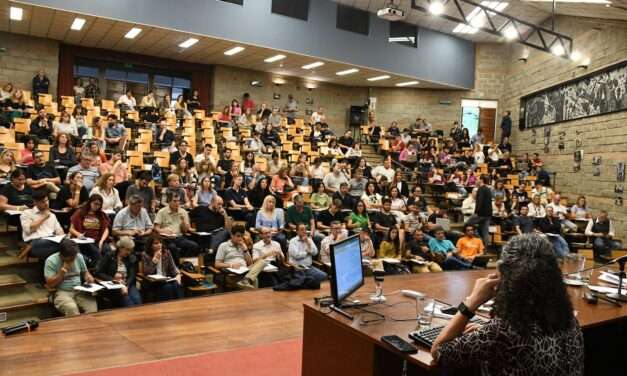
[69,194,110,267]
[242,93,255,112]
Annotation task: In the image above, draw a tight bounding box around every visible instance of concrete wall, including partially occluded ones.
[505,16,627,235]
[0,31,59,96]
[212,65,369,134]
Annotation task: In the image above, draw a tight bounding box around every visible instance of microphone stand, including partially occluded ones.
[606,258,627,302]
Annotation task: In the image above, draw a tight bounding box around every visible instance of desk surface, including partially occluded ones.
[303,268,627,370]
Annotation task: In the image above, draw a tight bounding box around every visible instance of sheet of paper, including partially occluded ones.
[43,235,65,244]
[227,266,249,274]
[73,283,104,293]
[381,258,401,264]
[599,272,627,287]
[72,237,95,244]
[100,281,123,290]
[263,264,279,273]
[147,274,168,281]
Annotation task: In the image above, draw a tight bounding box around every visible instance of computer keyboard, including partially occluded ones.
[408,317,487,348]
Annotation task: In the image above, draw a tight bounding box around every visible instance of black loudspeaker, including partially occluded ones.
[349,106,366,127]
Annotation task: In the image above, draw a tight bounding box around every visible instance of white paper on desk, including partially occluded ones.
[599,272,627,287]
[100,281,123,290]
[381,258,401,264]
[587,285,620,294]
[263,264,278,273]
[147,274,168,281]
[74,283,104,294]
[43,235,65,243]
[227,266,249,274]
[73,237,95,244]
[5,210,21,216]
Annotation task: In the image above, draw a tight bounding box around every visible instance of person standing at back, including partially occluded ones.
[500,110,512,143]
[475,175,493,248]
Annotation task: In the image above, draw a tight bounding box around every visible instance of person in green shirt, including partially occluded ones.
[310,182,331,210]
[347,200,370,231]
[44,238,97,316]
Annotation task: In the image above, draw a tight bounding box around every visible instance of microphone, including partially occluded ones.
[2,320,39,336]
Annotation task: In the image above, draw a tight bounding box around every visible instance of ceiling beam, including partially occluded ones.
[411,0,574,57]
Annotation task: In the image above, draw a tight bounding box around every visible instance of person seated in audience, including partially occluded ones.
[190,195,231,255]
[54,171,89,212]
[527,194,546,219]
[154,192,199,264]
[585,210,622,261]
[44,238,97,317]
[371,156,395,182]
[96,236,141,307]
[511,181,529,207]
[252,227,285,287]
[388,186,407,221]
[90,173,123,213]
[373,198,402,246]
[237,107,254,128]
[52,111,78,141]
[428,227,471,270]
[472,143,485,165]
[125,171,156,214]
[492,196,511,230]
[195,143,217,169]
[470,128,485,145]
[67,153,100,192]
[461,188,477,223]
[514,205,534,235]
[256,103,271,121]
[50,133,77,174]
[30,108,53,144]
[26,150,62,195]
[239,151,256,184]
[160,173,190,209]
[21,190,65,260]
[431,234,584,374]
[154,118,175,151]
[310,182,330,211]
[255,195,287,252]
[456,224,485,263]
[141,236,183,301]
[375,227,410,275]
[332,182,355,211]
[322,162,349,194]
[428,168,445,185]
[104,115,127,150]
[267,107,282,128]
[69,194,110,267]
[216,148,234,189]
[326,139,344,159]
[362,182,382,211]
[247,177,271,209]
[214,225,266,290]
[112,195,153,250]
[402,203,425,235]
[192,176,217,208]
[399,142,418,170]
[570,195,591,221]
[0,169,33,213]
[285,194,320,241]
[317,199,347,234]
[356,228,376,262]
[270,166,295,202]
[0,149,15,180]
[347,200,370,232]
[174,158,197,195]
[536,206,569,258]
[261,123,280,150]
[290,153,311,187]
[169,140,194,171]
[531,180,552,205]
[266,151,284,177]
[425,206,448,231]
[19,136,37,166]
[319,221,348,264]
[288,223,327,282]
[406,186,428,213]
[531,152,543,169]
[117,89,136,112]
[390,168,410,198]
[224,175,254,222]
[140,90,157,110]
[545,193,576,232]
[405,229,441,273]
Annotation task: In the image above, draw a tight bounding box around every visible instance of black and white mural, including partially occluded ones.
[520,60,627,128]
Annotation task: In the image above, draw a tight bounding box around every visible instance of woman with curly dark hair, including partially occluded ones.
[431,234,584,376]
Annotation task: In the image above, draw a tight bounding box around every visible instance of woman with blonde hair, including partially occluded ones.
[255,194,287,252]
[0,149,16,179]
[90,173,123,212]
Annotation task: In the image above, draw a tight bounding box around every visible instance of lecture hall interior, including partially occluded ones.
[0,0,627,375]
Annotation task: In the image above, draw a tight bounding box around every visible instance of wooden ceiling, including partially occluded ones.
[0,0,456,89]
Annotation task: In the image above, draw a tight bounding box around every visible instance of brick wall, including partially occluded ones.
[211,65,368,134]
[505,16,627,235]
[0,32,59,97]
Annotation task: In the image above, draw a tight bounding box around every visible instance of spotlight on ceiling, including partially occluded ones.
[428,1,445,15]
[551,43,565,56]
[503,25,519,41]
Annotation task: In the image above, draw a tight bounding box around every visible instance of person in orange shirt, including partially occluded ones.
[456,224,485,262]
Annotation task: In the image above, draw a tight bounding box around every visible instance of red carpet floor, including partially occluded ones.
[70,339,302,376]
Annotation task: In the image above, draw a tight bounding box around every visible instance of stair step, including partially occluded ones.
[0,284,49,312]
[0,252,38,269]
[0,274,27,289]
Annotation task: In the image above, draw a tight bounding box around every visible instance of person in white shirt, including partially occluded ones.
[487,143,502,163]
[288,224,327,282]
[371,157,395,182]
[20,190,65,260]
[319,221,348,264]
[252,227,284,263]
[90,173,123,212]
[546,193,576,231]
[322,162,349,194]
[140,91,157,109]
[310,107,326,125]
[527,195,546,218]
[215,225,267,290]
[461,188,477,223]
[585,210,622,261]
[194,144,217,170]
[531,182,553,205]
[117,90,136,111]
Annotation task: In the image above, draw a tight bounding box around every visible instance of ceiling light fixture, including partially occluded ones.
[336,68,359,76]
[264,54,286,63]
[179,38,199,48]
[124,27,142,39]
[428,1,445,15]
[503,25,519,40]
[302,62,325,70]
[551,43,565,56]
[396,81,419,87]
[224,46,245,56]
[570,50,582,62]
[70,17,86,31]
[9,7,23,21]
[367,75,391,81]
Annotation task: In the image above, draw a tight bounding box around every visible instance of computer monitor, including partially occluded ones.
[330,234,364,306]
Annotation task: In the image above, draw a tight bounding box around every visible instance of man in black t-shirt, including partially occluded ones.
[169,140,194,170]
[26,151,61,193]
[190,196,232,254]
[0,170,34,229]
[372,198,400,247]
[331,183,355,211]
[317,199,347,232]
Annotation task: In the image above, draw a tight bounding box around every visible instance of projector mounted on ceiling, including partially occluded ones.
[377,2,405,21]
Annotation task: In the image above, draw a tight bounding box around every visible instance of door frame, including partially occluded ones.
[460,98,499,140]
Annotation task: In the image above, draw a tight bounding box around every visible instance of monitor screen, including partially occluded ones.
[330,235,364,305]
